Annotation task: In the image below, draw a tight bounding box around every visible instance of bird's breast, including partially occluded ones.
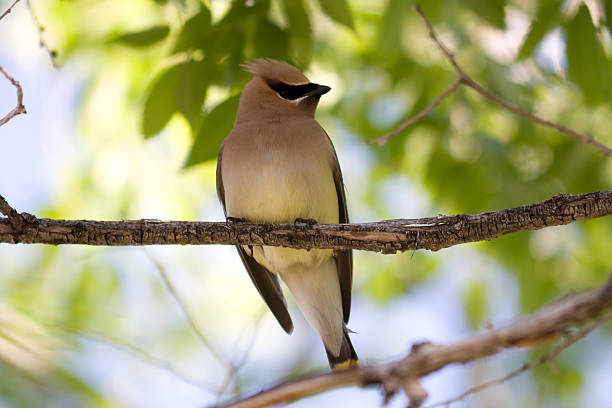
[222,126,339,225]
[221,122,340,272]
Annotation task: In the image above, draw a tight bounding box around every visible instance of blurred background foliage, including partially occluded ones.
[1,0,612,407]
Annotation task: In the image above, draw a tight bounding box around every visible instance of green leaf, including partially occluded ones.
[565,5,612,105]
[142,61,208,138]
[214,31,248,87]
[253,19,290,61]
[175,61,209,129]
[220,0,270,26]
[142,66,180,137]
[316,0,354,29]
[377,0,411,57]
[281,0,312,66]
[185,95,240,167]
[173,6,212,53]
[462,279,488,329]
[463,0,505,28]
[517,1,561,60]
[112,26,170,47]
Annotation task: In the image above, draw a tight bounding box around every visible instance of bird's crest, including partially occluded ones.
[242,59,309,85]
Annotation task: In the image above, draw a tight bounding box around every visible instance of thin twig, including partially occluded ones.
[373,5,612,156]
[415,4,612,155]
[26,0,58,66]
[65,328,219,391]
[424,311,612,408]
[370,78,462,146]
[0,0,22,21]
[0,65,27,127]
[144,249,232,372]
[216,308,266,402]
[459,75,612,155]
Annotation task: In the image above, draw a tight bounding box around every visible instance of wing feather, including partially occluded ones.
[325,133,353,323]
[216,143,294,333]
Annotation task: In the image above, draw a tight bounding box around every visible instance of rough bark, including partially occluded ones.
[0,190,611,253]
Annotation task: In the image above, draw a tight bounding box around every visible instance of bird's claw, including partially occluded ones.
[293,218,318,227]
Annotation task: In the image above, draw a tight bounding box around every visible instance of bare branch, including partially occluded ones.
[65,329,219,392]
[0,0,22,21]
[0,194,25,232]
[374,5,612,156]
[424,310,612,408]
[0,65,27,127]
[216,308,266,402]
[145,250,232,372]
[0,190,610,253]
[217,274,612,408]
[26,0,58,66]
[370,78,462,146]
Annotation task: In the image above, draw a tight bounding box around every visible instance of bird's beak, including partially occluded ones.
[304,84,331,98]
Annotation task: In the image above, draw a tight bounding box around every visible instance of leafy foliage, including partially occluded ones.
[2,0,612,406]
[185,94,240,166]
[565,5,612,105]
[142,60,208,137]
[112,25,170,47]
[316,0,354,29]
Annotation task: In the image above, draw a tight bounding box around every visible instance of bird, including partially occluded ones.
[216,59,357,369]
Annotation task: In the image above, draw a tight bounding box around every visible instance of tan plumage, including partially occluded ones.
[216,59,357,368]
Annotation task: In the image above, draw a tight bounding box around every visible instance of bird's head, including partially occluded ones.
[236,59,331,121]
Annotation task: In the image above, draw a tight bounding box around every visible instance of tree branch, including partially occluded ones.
[424,310,612,408]
[0,65,27,127]
[64,328,219,392]
[145,250,232,372]
[216,274,612,408]
[0,0,22,21]
[25,0,58,66]
[0,194,25,232]
[370,78,462,146]
[0,190,610,253]
[370,5,612,156]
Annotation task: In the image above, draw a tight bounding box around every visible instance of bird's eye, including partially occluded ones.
[267,81,319,101]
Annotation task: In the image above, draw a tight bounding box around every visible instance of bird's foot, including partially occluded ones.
[293,219,318,251]
[293,218,318,227]
[227,216,247,223]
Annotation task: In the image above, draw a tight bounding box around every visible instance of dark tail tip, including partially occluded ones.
[326,331,358,369]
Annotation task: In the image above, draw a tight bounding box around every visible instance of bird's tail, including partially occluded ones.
[326,330,358,369]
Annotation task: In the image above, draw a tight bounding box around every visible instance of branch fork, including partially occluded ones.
[371,5,612,156]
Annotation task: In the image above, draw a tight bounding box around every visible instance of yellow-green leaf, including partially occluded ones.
[517,1,561,60]
[316,0,354,29]
[113,26,170,47]
[173,6,212,53]
[185,95,240,167]
[463,0,505,28]
[281,0,312,66]
[142,61,208,138]
[253,19,290,61]
[565,5,612,105]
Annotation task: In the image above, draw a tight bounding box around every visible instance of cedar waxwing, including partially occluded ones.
[216,59,357,369]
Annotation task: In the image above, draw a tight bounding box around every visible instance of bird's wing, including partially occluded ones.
[216,141,227,213]
[216,142,294,334]
[325,132,353,323]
